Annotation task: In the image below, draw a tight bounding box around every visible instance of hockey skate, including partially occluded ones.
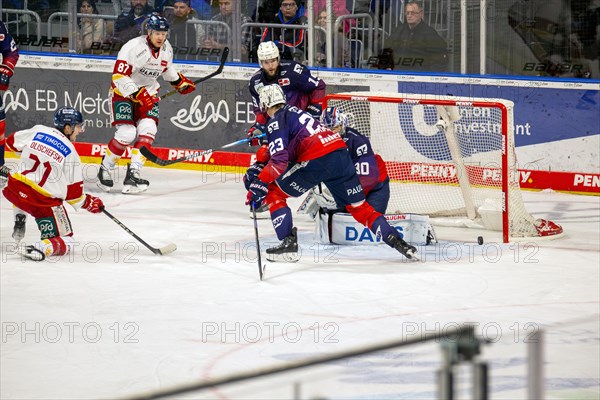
[97,157,114,192]
[122,164,149,194]
[18,244,45,261]
[12,213,26,243]
[387,234,418,260]
[266,227,299,262]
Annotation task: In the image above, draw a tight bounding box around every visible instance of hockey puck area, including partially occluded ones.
[477,236,484,245]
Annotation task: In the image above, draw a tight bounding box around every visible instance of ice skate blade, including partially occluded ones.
[122,184,149,194]
[266,251,300,263]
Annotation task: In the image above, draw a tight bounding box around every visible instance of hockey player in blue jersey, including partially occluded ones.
[248,41,325,141]
[246,40,326,216]
[0,20,19,188]
[319,106,391,214]
[243,84,417,262]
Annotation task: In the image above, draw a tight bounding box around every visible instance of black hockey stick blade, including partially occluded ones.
[140,133,265,167]
[252,204,265,280]
[102,209,177,255]
[160,47,229,101]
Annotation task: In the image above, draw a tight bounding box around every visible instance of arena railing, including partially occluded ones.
[120,324,545,400]
[47,12,117,53]
[1,9,42,43]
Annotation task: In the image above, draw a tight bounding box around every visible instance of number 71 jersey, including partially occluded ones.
[5,125,84,203]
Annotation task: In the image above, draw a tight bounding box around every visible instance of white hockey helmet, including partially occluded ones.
[257,41,280,62]
[259,84,286,112]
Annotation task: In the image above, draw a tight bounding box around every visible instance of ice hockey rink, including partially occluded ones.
[1,165,598,399]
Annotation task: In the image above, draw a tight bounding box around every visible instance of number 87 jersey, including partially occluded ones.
[5,125,84,206]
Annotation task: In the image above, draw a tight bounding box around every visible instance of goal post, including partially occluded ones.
[323,92,563,243]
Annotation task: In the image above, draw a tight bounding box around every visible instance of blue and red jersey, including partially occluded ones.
[0,21,19,73]
[258,105,346,184]
[343,127,388,194]
[249,60,325,126]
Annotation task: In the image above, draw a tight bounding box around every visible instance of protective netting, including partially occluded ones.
[325,92,563,240]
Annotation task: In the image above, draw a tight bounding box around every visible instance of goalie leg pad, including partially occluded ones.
[317,212,435,246]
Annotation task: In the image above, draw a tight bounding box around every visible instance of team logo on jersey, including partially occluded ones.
[0,34,5,41]
[278,78,290,86]
[161,60,167,66]
[139,67,161,78]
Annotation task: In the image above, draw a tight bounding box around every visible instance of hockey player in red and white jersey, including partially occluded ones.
[2,107,105,261]
[97,14,196,194]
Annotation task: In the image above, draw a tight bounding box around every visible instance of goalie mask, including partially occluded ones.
[320,107,348,135]
[259,84,286,112]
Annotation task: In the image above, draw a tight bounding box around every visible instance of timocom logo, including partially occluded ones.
[574,174,600,188]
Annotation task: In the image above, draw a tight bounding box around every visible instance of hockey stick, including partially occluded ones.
[102,209,177,255]
[251,203,265,280]
[159,47,229,101]
[140,133,266,167]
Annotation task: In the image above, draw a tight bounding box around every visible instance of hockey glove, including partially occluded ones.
[246,122,266,147]
[82,194,104,214]
[131,87,157,114]
[243,162,264,190]
[246,179,268,208]
[0,65,13,91]
[170,72,196,95]
[306,103,322,119]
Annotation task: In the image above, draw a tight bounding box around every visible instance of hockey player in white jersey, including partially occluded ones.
[97,15,196,194]
[2,107,105,261]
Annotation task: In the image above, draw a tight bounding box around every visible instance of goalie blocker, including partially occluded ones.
[315,211,436,246]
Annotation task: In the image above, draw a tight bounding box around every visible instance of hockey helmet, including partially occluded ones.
[257,41,280,62]
[259,84,286,111]
[54,107,85,132]
[320,106,348,135]
[146,15,169,32]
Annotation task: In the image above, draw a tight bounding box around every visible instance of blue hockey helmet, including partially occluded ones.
[146,15,169,32]
[54,107,85,133]
[320,106,348,135]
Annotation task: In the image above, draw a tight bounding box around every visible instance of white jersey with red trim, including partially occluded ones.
[5,125,85,206]
[111,36,179,98]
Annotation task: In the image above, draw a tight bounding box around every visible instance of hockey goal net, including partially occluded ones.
[324,92,563,242]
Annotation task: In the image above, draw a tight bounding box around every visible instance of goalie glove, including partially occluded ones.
[243,162,264,190]
[0,65,13,91]
[246,179,268,208]
[82,194,104,214]
[306,103,322,119]
[131,87,157,114]
[170,72,196,95]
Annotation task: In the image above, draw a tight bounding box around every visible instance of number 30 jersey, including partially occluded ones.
[5,125,85,207]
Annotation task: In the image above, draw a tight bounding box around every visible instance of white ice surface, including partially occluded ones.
[1,166,599,400]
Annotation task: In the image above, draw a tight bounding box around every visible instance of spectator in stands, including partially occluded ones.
[314,9,349,67]
[310,0,353,33]
[384,0,447,72]
[260,0,307,61]
[202,0,253,61]
[113,0,154,44]
[166,0,203,58]
[77,0,105,53]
